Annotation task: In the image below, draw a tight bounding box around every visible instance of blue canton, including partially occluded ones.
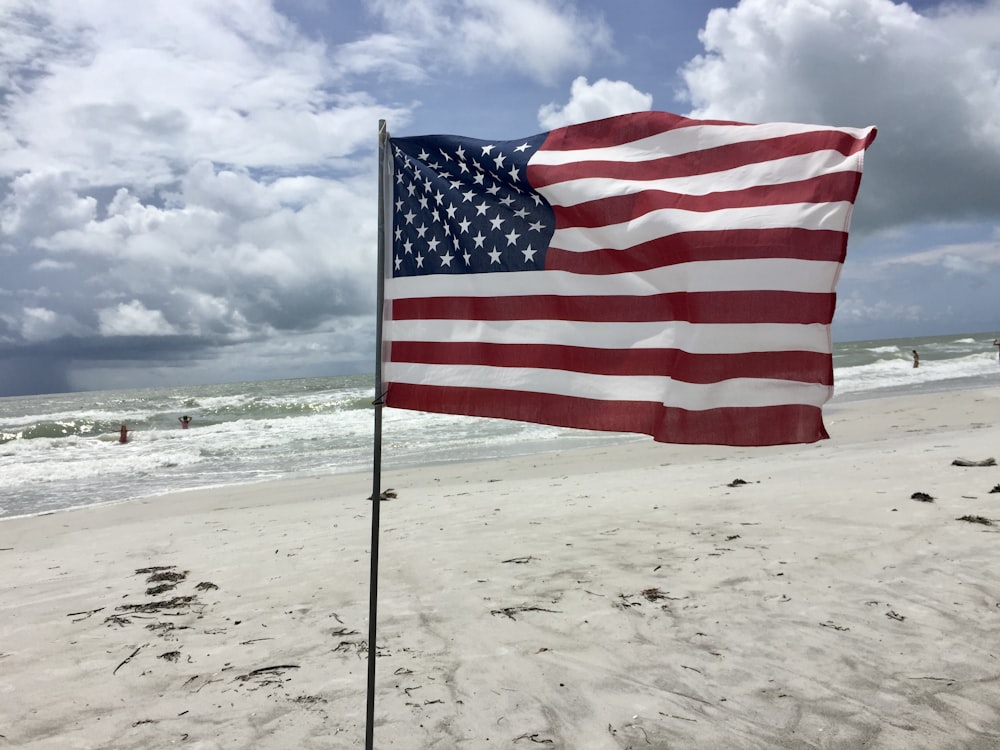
[389,133,555,277]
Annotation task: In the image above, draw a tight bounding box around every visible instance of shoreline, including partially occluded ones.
[5,377,1000,524]
[3,387,1000,748]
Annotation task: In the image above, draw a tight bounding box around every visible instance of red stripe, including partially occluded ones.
[539,111,747,151]
[545,228,848,273]
[389,342,833,385]
[551,172,862,228]
[392,290,835,325]
[530,131,870,189]
[384,383,829,446]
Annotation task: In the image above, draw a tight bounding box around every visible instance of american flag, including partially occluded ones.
[382,111,876,446]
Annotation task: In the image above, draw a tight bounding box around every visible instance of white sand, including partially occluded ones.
[3,388,1000,749]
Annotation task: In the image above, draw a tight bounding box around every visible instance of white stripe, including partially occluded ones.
[530,122,874,166]
[549,202,854,252]
[386,319,832,354]
[384,362,832,409]
[539,150,863,207]
[386,259,842,299]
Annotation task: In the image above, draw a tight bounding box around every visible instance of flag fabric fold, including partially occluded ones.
[382,111,876,446]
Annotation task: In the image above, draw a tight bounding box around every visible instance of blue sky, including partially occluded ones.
[1,0,998,396]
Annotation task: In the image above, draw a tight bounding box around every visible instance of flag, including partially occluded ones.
[382,111,876,446]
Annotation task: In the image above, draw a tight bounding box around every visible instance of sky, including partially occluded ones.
[1,0,998,397]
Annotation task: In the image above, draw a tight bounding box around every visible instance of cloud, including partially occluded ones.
[1,172,98,238]
[365,0,613,85]
[14,306,88,341]
[873,236,1000,274]
[836,294,925,324]
[2,0,994,395]
[0,0,395,393]
[538,76,653,129]
[97,301,179,336]
[679,0,1000,233]
[0,1,389,181]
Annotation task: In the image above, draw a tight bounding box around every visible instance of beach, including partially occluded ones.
[3,387,1000,749]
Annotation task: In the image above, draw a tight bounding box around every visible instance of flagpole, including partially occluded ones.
[366,118,390,750]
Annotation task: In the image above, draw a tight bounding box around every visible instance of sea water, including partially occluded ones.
[2,332,998,519]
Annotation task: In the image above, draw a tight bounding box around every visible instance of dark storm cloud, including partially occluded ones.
[0,355,73,397]
[0,335,206,396]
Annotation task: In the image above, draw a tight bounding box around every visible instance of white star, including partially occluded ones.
[488,247,502,264]
[505,228,520,246]
[394,255,402,270]
[427,237,440,252]
[458,217,471,233]
[472,232,486,248]
[489,214,505,231]
[456,145,466,160]
[463,250,472,265]
[440,251,454,266]
[446,203,458,219]
[394,226,402,241]
[418,195,429,209]
[514,207,529,218]
[415,223,428,238]
[508,165,520,181]
[403,210,415,224]
[493,153,506,170]
[529,220,544,232]
[415,253,425,268]
[514,142,530,152]
[417,149,430,160]
[481,144,495,156]
[522,245,537,263]
[403,239,413,254]
[462,189,476,203]
[475,202,489,216]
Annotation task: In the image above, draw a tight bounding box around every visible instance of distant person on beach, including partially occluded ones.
[993,339,1000,365]
[178,415,192,429]
[119,424,129,443]
[912,350,919,368]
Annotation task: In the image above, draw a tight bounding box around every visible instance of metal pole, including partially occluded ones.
[366,119,390,750]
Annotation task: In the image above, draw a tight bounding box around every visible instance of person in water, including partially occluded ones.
[912,350,919,368]
[178,415,192,429]
[993,339,1000,365]
[119,424,129,443]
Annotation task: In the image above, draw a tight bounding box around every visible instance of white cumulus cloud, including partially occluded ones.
[97,301,179,336]
[538,76,653,129]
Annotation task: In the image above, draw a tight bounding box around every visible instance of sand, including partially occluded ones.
[2,388,1000,749]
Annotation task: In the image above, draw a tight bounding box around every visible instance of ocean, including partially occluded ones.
[2,332,998,520]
